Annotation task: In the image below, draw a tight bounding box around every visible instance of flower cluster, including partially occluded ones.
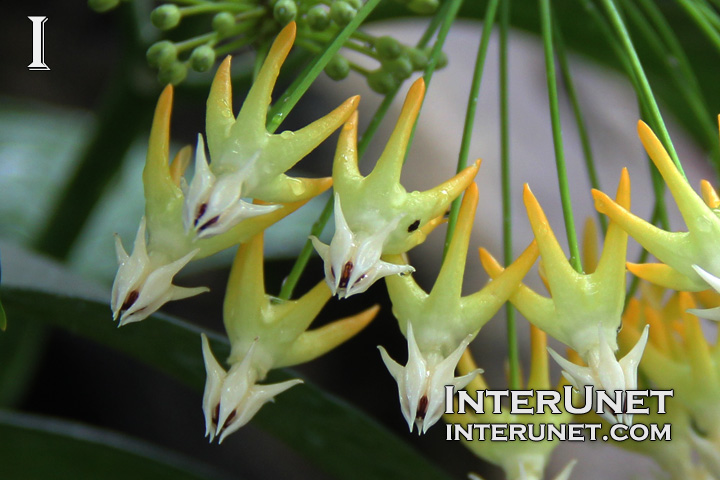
[90,0,441,89]
[107,15,720,477]
[112,22,356,326]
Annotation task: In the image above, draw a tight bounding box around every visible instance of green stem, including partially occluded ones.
[277,4,452,300]
[599,0,686,179]
[553,13,607,233]
[403,0,465,163]
[499,0,521,392]
[541,0,582,273]
[676,0,720,52]
[442,0,500,257]
[266,0,383,133]
[626,0,720,178]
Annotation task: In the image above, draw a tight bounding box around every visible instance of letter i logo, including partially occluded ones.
[28,16,50,71]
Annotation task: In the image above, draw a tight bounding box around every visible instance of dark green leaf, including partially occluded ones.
[0,409,234,480]
[1,287,453,480]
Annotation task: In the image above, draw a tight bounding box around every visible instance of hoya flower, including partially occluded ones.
[379,183,539,434]
[311,78,480,299]
[614,296,719,480]
[186,21,359,239]
[201,232,378,442]
[445,327,575,480]
[621,291,720,445]
[112,22,358,325]
[593,119,720,320]
[481,170,647,425]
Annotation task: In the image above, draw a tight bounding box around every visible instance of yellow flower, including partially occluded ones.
[593,119,720,320]
[201,232,379,443]
[378,183,538,434]
[620,291,720,447]
[112,22,359,326]
[482,170,647,425]
[444,326,575,480]
[311,77,480,298]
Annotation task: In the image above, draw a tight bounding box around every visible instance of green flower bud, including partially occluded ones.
[273,0,297,25]
[146,40,177,69]
[423,47,448,69]
[408,0,439,14]
[158,61,188,85]
[151,4,182,31]
[376,36,402,61]
[367,69,399,94]
[325,55,350,80]
[212,12,236,35]
[306,5,330,31]
[330,1,357,26]
[384,56,413,81]
[190,45,216,72]
[407,48,428,70]
[346,0,364,9]
[88,0,120,13]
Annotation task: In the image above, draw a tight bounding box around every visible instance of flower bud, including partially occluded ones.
[273,0,297,25]
[384,56,413,81]
[330,1,357,26]
[88,0,120,13]
[407,48,428,69]
[324,55,350,80]
[306,5,330,31]
[212,12,235,35]
[190,45,216,72]
[408,0,439,14]
[151,4,182,31]
[146,40,177,69]
[158,61,188,86]
[367,69,398,94]
[376,36,402,60]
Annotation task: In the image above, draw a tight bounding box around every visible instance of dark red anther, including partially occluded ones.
[338,261,353,289]
[120,290,139,313]
[212,404,220,426]
[198,216,220,232]
[194,203,208,227]
[417,395,429,420]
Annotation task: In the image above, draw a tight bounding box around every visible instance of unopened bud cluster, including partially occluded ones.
[89,0,445,89]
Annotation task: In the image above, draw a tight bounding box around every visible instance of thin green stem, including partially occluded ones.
[403,0,465,163]
[277,5,451,300]
[442,0,500,257]
[676,0,720,52]
[625,0,720,177]
[541,0,582,273]
[553,13,607,233]
[599,0,686,179]
[266,0,383,133]
[175,32,217,52]
[499,0,520,392]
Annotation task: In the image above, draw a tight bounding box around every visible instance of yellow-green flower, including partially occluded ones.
[201,232,378,443]
[112,22,358,326]
[311,77,480,299]
[482,170,647,425]
[379,183,539,434]
[444,326,575,480]
[593,120,720,321]
[615,296,717,480]
[188,22,359,238]
[620,291,720,452]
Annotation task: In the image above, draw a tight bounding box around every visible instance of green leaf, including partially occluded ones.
[1,287,453,480]
[0,297,5,331]
[0,409,234,480]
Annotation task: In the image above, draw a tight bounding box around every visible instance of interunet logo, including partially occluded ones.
[28,16,50,71]
[444,386,673,442]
